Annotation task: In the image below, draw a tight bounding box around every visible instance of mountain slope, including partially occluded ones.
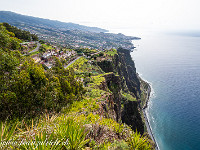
[0,11,108,33]
[0,11,139,50]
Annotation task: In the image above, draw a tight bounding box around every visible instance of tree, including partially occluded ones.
[39,45,46,53]
[0,23,21,50]
[2,22,38,42]
[0,40,85,120]
[31,34,38,41]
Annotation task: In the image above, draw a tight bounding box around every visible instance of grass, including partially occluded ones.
[0,96,153,150]
[1,114,91,150]
[69,57,104,80]
[105,49,117,56]
[90,74,105,86]
[42,44,53,50]
[85,88,107,99]
[28,51,40,56]
[86,72,112,88]
[70,57,86,69]
[66,56,85,69]
[62,98,100,114]
[122,92,137,102]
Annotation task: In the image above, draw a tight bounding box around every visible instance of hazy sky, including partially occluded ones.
[1,0,200,31]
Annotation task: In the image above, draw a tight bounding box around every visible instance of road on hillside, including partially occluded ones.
[29,42,41,53]
[64,56,81,68]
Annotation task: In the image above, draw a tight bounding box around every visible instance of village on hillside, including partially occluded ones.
[21,41,77,69]
[20,40,116,69]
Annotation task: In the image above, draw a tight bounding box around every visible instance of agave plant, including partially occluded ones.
[127,130,152,150]
[56,118,89,150]
[19,131,63,150]
[0,121,18,149]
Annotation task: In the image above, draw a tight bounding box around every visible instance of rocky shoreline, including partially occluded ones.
[141,81,159,150]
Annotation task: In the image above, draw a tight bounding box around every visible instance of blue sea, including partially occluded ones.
[111,29,200,150]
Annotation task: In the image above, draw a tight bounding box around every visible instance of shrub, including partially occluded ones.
[19,131,63,150]
[0,121,18,149]
[127,130,152,150]
[56,118,89,150]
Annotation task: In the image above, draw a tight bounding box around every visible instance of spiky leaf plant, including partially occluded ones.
[19,131,63,150]
[0,121,18,149]
[127,130,152,150]
[56,118,89,150]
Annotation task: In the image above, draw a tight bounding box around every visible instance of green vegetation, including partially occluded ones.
[122,92,137,102]
[0,50,85,120]
[39,45,46,53]
[0,23,21,50]
[105,49,117,56]
[19,131,63,150]
[2,22,38,41]
[57,119,89,149]
[67,57,104,77]
[127,131,152,150]
[68,57,86,69]
[28,43,37,52]
[28,50,40,56]
[0,121,18,149]
[0,23,154,150]
[42,43,53,50]
[75,48,98,57]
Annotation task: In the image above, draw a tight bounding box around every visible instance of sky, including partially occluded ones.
[1,0,200,32]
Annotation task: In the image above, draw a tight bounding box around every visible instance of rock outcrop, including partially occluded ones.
[104,73,122,122]
[97,48,145,134]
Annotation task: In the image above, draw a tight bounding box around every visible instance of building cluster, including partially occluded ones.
[32,48,77,69]
[19,24,136,51]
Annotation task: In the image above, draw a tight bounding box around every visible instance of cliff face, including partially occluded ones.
[97,48,145,134]
[98,48,141,98]
[115,48,141,98]
[104,73,122,122]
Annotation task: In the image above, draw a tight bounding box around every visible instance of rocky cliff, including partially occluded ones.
[97,48,145,134]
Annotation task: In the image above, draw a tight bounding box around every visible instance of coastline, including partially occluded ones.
[130,43,158,149]
[141,80,159,150]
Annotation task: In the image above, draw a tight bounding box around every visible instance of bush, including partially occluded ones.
[20,131,63,150]
[0,121,18,149]
[127,131,152,150]
[56,118,89,150]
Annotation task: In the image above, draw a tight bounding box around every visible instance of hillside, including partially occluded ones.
[0,11,140,50]
[0,23,154,149]
[0,11,107,33]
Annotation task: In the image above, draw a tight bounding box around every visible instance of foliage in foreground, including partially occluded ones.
[0,49,85,120]
[0,114,153,150]
[127,130,152,150]
[0,121,18,149]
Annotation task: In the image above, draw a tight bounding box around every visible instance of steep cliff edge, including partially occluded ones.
[97,48,145,134]
[103,73,122,122]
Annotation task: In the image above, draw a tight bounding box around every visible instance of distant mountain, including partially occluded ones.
[0,11,139,50]
[0,11,108,33]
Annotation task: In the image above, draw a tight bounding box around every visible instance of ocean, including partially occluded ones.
[111,29,200,150]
